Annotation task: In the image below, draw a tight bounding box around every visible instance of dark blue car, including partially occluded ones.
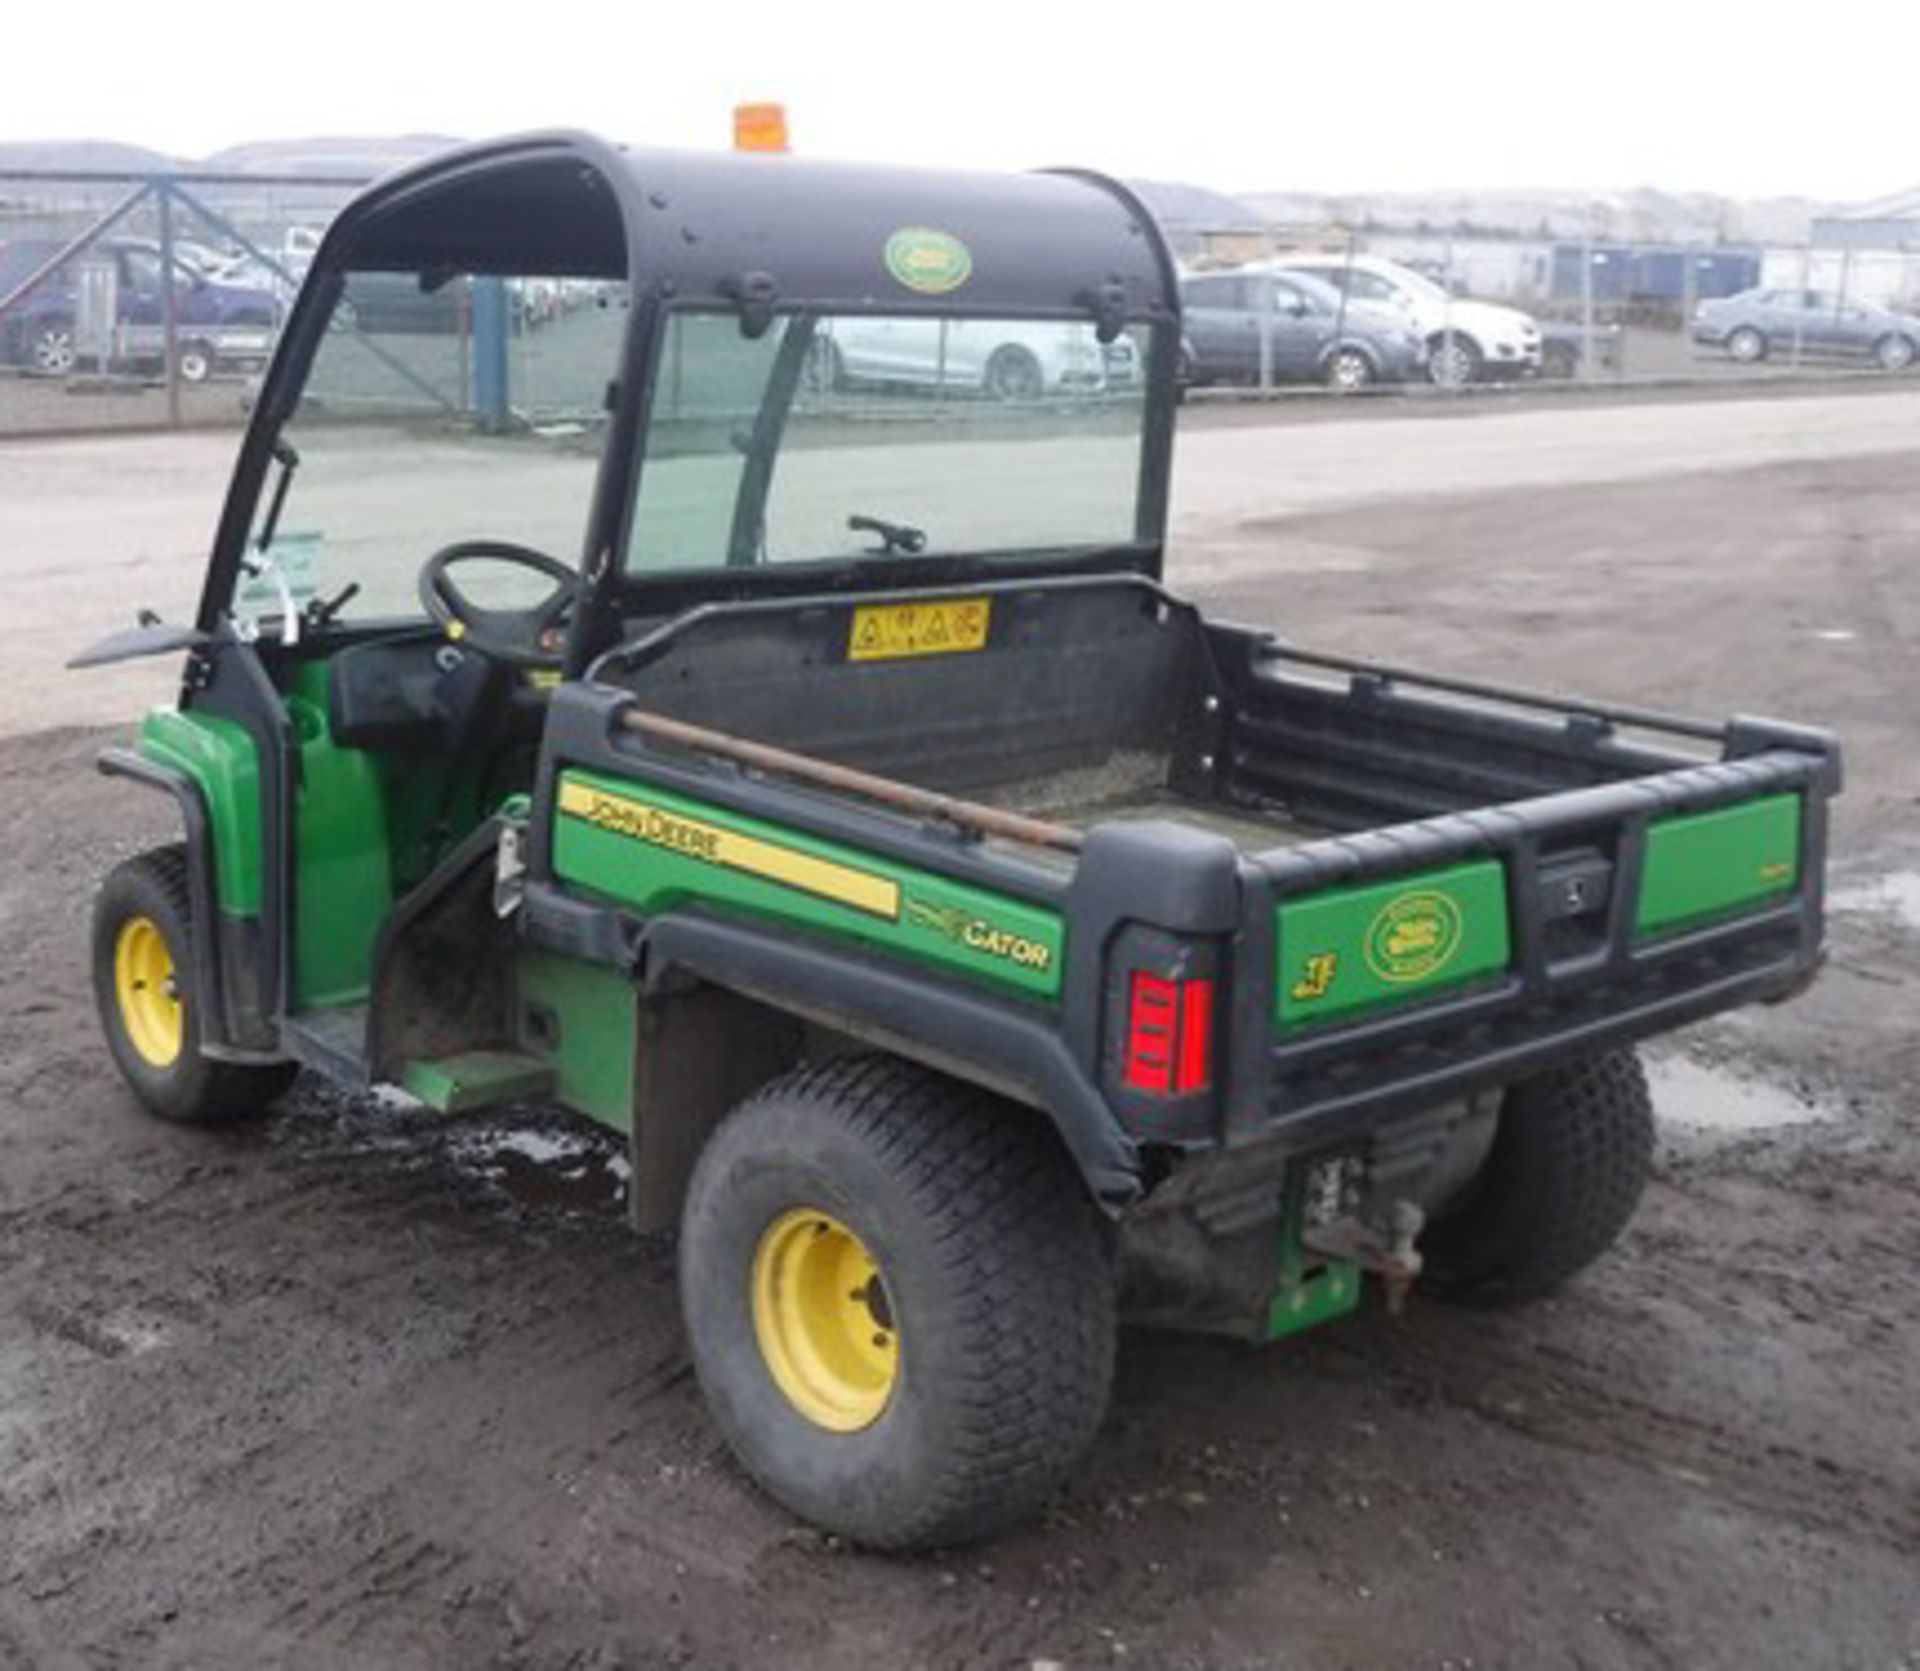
[0,237,281,380]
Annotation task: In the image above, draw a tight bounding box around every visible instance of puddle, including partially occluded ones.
[1827,869,1920,933]
[1644,1055,1837,1133]
[447,1124,631,1212]
[1809,628,1857,642]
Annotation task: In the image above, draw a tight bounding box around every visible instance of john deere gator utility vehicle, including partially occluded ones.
[76,132,1840,1549]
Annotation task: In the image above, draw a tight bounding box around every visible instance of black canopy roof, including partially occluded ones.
[325,129,1178,323]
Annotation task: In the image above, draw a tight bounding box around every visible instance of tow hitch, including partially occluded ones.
[1304,1200,1427,1317]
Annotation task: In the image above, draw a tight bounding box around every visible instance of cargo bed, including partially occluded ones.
[543,572,1837,1161]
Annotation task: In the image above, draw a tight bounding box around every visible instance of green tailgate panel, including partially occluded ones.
[1635,794,1800,934]
[1276,859,1511,1029]
[551,770,1065,1000]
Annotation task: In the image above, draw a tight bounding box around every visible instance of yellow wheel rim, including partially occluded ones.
[751,1208,899,1432]
[114,914,183,1069]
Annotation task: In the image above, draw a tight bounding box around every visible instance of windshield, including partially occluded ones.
[236,269,626,627]
[1385,265,1450,304]
[625,309,1152,575]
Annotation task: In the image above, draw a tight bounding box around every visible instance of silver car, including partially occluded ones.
[1693,288,1920,372]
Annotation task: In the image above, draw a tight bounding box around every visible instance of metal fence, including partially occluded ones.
[1172,219,1920,397]
[0,168,367,434]
[8,166,1920,436]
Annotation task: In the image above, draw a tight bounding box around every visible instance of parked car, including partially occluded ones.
[1692,288,1920,372]
[1273,253,1541,386]
[810,316,1137,400]
[0,236,280,381]
[1178,268,1425,391]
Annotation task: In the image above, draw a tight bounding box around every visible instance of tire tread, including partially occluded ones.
[690,1054,1113,1548]
[1424,1049,1653,1306]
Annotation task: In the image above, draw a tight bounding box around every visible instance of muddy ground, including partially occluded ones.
[3,445,1919,1669]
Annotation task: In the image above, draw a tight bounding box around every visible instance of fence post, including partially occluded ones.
[158,180,181,426]
[471,276,510,431]
[1792,245,1810,371]
[1580,208,1596,387]
[1257,234,1274,395]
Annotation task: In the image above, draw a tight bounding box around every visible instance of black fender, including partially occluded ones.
[645,913,1144,1209]
[96,747,249,1057]
[520,882,1143,1210]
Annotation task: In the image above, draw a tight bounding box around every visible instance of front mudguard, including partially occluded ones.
[96,747,278,1061]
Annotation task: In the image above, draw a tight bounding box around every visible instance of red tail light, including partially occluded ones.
[1123,971,1215,1095]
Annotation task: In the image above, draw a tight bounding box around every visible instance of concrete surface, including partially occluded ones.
[7,389,1920,735]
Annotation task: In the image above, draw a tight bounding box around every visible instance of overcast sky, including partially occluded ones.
[8,0,1920,203]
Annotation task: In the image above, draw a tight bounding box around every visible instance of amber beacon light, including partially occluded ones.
[733,103,791,153]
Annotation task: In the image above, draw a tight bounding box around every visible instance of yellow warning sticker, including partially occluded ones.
[847,596,991,663]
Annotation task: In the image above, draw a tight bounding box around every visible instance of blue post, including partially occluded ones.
[471,276,510,431]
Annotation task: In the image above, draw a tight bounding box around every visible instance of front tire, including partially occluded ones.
[1873,333,1915,373]
[679,1055,1115,1550]
[1426,333,1483,387]
[1726,325,1768,364]
[92,845,296,1124]
[1421,1049,1653,1306]
[804,335,844,396]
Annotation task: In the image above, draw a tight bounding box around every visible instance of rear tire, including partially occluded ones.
[92,845,296,1124]
[1540,341,1578,379]
[983,345,1044,402]
[1323,346,1376,392]
[174,340,216,384]
[28,317,76,377]
[1421,1049,1653,1306]
[679,1055,1115,1549]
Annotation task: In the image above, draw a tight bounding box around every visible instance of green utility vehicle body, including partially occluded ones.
[76,132,1838,1545]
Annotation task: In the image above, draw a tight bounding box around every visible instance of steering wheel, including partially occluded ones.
[418,540,578,670]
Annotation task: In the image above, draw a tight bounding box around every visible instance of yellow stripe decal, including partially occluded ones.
[556,781,901,920]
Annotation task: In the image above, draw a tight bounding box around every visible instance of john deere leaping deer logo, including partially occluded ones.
[884,228,973,295]
[905,896,1054,973]
[1364,889,1464,984]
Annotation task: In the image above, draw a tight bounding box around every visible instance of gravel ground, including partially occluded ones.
[1,432,1918,1669]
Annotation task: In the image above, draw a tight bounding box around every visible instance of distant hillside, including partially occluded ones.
[1127,178,1263,234]
[0,135,459,181]
[0,140,183,174]
[1235,183,1837,245]
[0,137,1883,250]
[201,135,461,178]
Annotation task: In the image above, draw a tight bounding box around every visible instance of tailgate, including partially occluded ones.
[1230,747,1836,1145]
